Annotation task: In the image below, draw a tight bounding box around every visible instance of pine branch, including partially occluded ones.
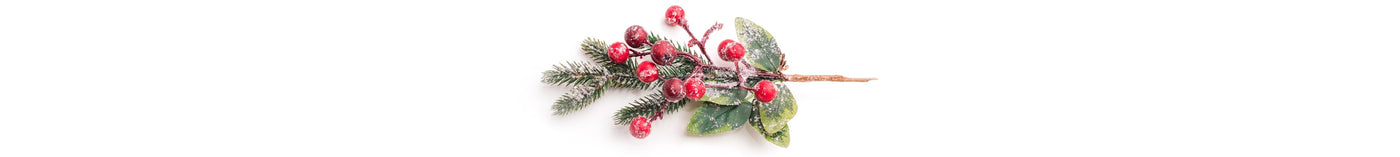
[577,38,655,89]
[541,61,607,87]
[602,61,653,89]
[612,93,689,125]
[581,38,613,65]
[703,67,740,82]
[552,84,607,115]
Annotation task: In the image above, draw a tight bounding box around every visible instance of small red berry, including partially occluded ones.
[684,78,705,100]
[629,116,651,139]
[650,40,676,65]
[665,5,686,26]
[754,80,778,103]
[608,42,629,64]
[717,39,745,62]
[637,61,659,83]
[662,78,685,102]
[625,25,649,48]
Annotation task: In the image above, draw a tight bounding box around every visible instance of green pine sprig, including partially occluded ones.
[541,61,606,87]
[611,93,689,125]
[551,85,606,115]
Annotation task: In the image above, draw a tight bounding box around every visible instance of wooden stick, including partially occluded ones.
[783,74,877,82]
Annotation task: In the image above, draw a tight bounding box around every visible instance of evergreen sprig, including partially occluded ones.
[580,38,609,63]
[612,93,689,125]
[552,85,606,115]
[541,61,606,87]
[604,61,652,89]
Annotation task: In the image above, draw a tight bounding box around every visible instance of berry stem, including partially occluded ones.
[628,50,652,57]
[700,23,723,47]
[735,61,747,89]
[650,103,668,121]
[678,22,721,64]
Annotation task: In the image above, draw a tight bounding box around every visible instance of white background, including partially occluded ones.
[2,0,1398,156]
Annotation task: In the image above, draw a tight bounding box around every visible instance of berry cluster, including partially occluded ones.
[613,5,781,139]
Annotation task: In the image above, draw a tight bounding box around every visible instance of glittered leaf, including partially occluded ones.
[749,110,790,148]
[698,87,753,106]
[686,102,753,135]
[758,83,796,134]
[761,125,790,147]
[735,17,785,72]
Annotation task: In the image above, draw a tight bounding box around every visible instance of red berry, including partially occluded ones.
[717,39,745,62]
[637,61,659,83]
[684,78,705,100]
[608,42,629,64]
[665,5,686,26]
[650,40,676,65]
[629,116,651,139]
[754,80,778,103]
[625,25,649,48]
[662,78,685,102]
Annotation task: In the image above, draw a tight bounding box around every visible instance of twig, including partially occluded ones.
[783,74,877,82]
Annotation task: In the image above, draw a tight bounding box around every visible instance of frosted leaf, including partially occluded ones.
[686,102,753,135]
[698,87,754,105]
[735,17,785,72]
[757,83,796,134]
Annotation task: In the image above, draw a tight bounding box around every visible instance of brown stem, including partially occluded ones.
[783,74,878,82]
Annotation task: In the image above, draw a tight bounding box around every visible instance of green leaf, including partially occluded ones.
[749,109,790,148]
[698,87,753,105]
[758,83,797,134]
[735,17,785,72]
[761,125,790,147]
[686,102,754,135]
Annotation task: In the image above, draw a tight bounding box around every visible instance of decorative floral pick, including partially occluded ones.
[541,5,875,147]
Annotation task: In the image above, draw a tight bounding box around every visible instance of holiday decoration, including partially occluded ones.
[540,5,876,148]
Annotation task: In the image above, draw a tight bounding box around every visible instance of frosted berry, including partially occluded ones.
[662,78,685,102]
[650,40,677,65]
[717,39,745,62]
[637,61,659,83]
[607,42,629,64]
[625,25,649,48]
[684,78,705,100]
[665,5,686,26]
[754,80,778,103]
[629,116,651,139]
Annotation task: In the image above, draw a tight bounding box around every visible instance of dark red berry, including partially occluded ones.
[662,78,685,102]
[625,25,649,48]
[608,42,629,64]
[684,78,705,100]
[650,40,676,65]
[665,5,686,26]
[754,80,777,103]
[637,61,659,83]
[717,39,745,62]
[629,116,651,139]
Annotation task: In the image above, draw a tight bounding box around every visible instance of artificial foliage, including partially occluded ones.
[540,5,874,148]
